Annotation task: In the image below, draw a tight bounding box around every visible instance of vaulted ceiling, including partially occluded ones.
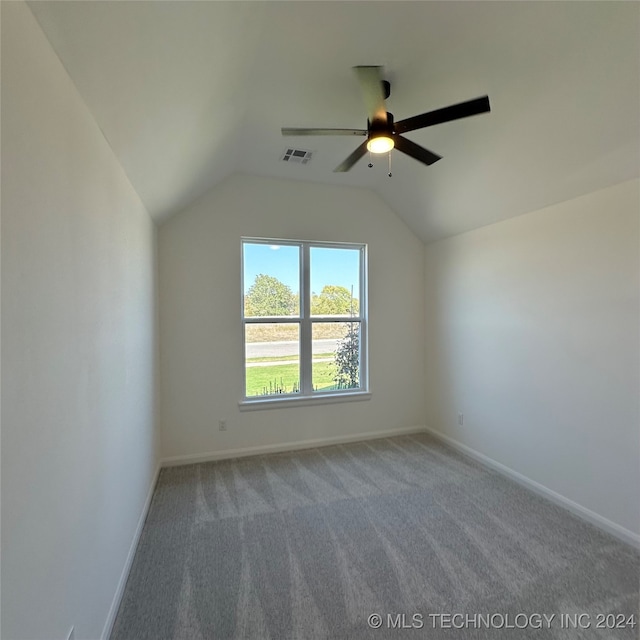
[28,1,639,243]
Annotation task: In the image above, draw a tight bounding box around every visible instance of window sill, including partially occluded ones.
[239,391,371,411]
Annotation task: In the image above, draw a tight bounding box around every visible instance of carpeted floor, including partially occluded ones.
[110,433,639,639]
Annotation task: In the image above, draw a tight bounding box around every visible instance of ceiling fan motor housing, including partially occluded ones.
[368,112,394,140]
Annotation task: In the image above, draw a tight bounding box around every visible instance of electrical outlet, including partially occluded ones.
[67,627,75,640]
[458,412,464,426]
[218,420,227,431]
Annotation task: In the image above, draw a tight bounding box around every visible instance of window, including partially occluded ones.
[241,238,368,407]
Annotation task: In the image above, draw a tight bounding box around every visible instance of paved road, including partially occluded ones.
[246,338,339,359]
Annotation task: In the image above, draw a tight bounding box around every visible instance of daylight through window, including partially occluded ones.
[242,239,368,403]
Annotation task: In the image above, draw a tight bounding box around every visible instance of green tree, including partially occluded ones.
[311,285,359,316]
[244,274,296,317]
[334,323,360,389]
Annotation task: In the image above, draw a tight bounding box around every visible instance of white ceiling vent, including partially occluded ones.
[281,148,313,165]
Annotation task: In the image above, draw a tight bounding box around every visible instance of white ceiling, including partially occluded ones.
[28,1,639,243]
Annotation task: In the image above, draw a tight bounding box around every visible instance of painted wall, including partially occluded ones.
[424,179,639,538]
[1,4,159,639]
[158,174,425,459]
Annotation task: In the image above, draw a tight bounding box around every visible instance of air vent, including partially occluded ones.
[281,148,313,165]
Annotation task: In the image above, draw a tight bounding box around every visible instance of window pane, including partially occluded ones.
[310,247,360,317]
[243,243,299,317]
[245,323,300,397]
[312,322,361,392]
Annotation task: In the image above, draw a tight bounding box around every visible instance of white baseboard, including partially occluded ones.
[101,460,162,640]
[161,425,427,467]
[423,426,640,550]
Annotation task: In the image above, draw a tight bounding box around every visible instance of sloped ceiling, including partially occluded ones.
[28,1,639,243]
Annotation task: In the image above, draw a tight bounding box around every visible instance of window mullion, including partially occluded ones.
[300,244,312,394]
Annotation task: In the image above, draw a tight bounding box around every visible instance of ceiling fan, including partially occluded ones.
[282,66,490,173]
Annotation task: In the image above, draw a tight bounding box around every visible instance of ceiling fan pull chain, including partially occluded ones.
[388,151,392,177]
[368,149,373,168]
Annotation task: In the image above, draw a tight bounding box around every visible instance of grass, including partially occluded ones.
[246,322,354,343]
[245,361,336,396]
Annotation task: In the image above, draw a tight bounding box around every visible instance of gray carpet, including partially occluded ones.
[110,434,639,639]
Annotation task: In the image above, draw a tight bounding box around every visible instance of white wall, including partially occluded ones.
[1,4,159,639]
[425,179,639,539]
[158,173,425,459]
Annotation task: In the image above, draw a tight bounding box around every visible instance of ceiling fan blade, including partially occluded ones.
[333,140,369,172]
[282,127,367,136]
[353,66,388,125]
[393,135,442,166]
[395,96,490,134]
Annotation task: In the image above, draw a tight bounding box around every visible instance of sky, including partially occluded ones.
[243,243,360,298]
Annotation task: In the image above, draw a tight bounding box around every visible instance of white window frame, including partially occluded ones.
[239,237,370,409]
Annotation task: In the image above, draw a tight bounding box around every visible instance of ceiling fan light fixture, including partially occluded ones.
[367,134,394,154]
